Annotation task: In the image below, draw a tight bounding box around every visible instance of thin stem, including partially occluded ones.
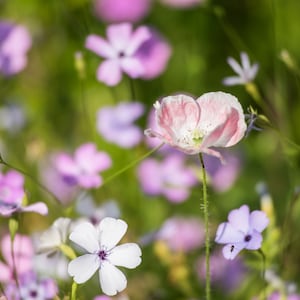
[102,143,164,187]
[257,249,267,300]
[71,281,77,300]
[199,153,210,300]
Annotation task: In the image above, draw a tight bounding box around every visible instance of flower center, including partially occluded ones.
[244,234,252,242]
[30,290,38,298]
[119,51,125,58]
[98,249,108,261]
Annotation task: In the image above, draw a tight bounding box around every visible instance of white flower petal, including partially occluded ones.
[99,261,127,296]
[109,243,142,269]
[99,218,127,249]
[69,222,99,253]
[222,76,244,86]
[227,57,243,76]
[68,254,100,284]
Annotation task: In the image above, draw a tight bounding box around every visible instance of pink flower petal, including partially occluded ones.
[125,26,151,56]
[85,34,117,59]
[97,59,122,86]
[120,57,145,78]
[21,202,48,215]
[106,23,132,53]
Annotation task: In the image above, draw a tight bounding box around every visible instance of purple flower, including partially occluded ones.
[268,292,300,300]
[85,23,150,86]
[135,28,172,80]
[215,205,269,260]
[97,102,144,148]
[137,154,197,203]
[0,21,32,76]
[55,143,112,189]
[0,234,34,283]
[93,0,151,23]
[157,216,204,252]
[0,170,48,216]
[5,271,58,300]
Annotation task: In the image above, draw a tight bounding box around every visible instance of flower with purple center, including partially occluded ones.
[68,217,142,296]
[0,21,32,76]
[137,154,197,203]
[0,170,48,216]
[215,205,269,260]
[97,102,144,148]
[93,0,151,23]
[55,143,112,189]
[85,23,150,86]
[222,52,259,86]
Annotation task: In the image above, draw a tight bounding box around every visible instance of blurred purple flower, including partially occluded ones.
[197,249,247,292]
[203,151,242,193]
[0,103,26,134]
[137,154,197,203]
[135,28,172,80]
[157,216,204,252]
[93,0,151,23]
[85,23,150,86]
[97,102,144,148]
[5,271,57,300]
[0,234,34,283]
[0,21,32,76]
[0,170,48,216]
[223,52,259,86]
[268,292,300,300]
[55,143,112,189]
[215,205,269,260]
[160,0,204,8]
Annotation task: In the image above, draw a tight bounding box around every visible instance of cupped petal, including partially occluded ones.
[215,222,245,244]
[21,202,48,215]
[97,59,122,86]
[68,254,100,284]
[69,222,99,253]
[120,57,144,78]
[109,243,142,269]
[107,23,132,52]
[99,261,127,296]
[85,34,117,59]
[245,231,263,250]
[125,26,151,56]
[222,243,245,260]
[228,205,250,234]
[98,218,127,249]
[249,210,269,233]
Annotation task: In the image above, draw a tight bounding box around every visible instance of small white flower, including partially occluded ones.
[68,217,142,296]
[222,52,259,86]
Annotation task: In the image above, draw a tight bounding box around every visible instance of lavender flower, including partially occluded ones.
[215,205,269,260]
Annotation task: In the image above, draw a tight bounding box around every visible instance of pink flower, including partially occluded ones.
[55,143,112,189]
[145,92,247,162]
[0,234,34,283]
[268,292,300,300]
[160,0,204,8]
[0,21,32,76]
[93,0,151,23]
[85,23,150,86]
[157,216,204,252]
[0,170,48,216]
[137,154,197,203]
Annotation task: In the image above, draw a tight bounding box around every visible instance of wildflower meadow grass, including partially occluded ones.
[1,0,300,299]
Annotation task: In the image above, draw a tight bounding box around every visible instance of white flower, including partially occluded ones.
[222,52,259,86]
[68,217,142,296]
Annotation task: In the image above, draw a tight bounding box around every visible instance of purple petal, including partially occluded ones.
[125,26,151,56]
[78,174,102,189]
[21,202,48,215]
[222,243,245,260]
[228,205,250,234]
[106,23,132,52]
[97,59,122,86]
[215,222,244,244]
[249,210,269,233]
[120,57,144,78]
[85,34,117,59]
[245,231,262,250]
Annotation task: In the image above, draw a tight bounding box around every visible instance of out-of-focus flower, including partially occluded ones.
[137,154,197,203]
[94,0,151,23]
[5,271,57,300]
[215,205,269,260]
[55,143,112,189]
[94,295,129,300]
[68,218,142,296]
[222,52,259,86]
[268,292,300,300]
[197,249,247,292]
[157,216,204,252]
[135,28,172,80]
[0,234,34,283]
[160,0,204,8]
[97,102,144,148]
[76,194,120,225]
[85,23,150,86]
[0,170,48,216]
[145,92,247,162]
[0,103,26,134]
[203,150,242,193]
[0,21,32,76]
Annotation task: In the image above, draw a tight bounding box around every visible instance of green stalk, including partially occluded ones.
[71,281,78,300]
[199,153,210,300]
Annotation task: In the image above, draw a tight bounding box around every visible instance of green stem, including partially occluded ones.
[199,153,210,300]
[102,143,164,187]
[71,281,78,300]
[257,249,267,300]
